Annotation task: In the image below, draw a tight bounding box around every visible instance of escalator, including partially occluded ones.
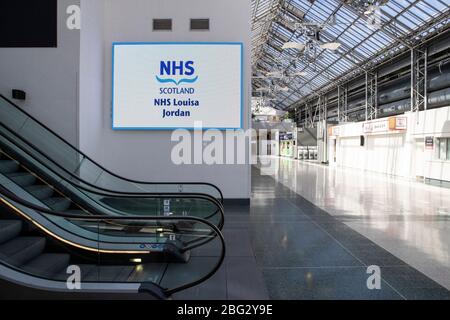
[0,186,225,299]
[0,94,226,298]
[0,94,225,229]
[0,146,224,230]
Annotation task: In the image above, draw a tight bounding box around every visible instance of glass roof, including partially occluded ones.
[252,0,450,110]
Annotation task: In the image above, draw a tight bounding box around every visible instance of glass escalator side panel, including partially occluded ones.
[0,95,224,227]
[95,217,225,294]
[0,138,223,227]
[0,94,222,201]
[0,188,225,297]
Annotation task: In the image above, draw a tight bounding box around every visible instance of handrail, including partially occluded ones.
[0,185,225,297]
[0,181,216,251]
[0,94,224,203]
[0,124,223,212]
[0,126,225,230]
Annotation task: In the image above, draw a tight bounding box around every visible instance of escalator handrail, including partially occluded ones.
[0,122,223,205]
[1,183,217,250]
[0,126,224,229]
[0,185,225,296]
[1,177,220,260]
[0,94,224,203]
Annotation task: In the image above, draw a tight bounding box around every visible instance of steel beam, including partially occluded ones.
[410,47,428,113]
[337,85,348,123]
[365,71,378,121]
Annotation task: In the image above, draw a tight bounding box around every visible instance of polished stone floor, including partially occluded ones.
[175,158,450,300]
[173,217,269,300]
[251,156,450,299]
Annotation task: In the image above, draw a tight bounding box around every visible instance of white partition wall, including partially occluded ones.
[79,0,252,201]
[411,107,450,182]
[329,107,450,183]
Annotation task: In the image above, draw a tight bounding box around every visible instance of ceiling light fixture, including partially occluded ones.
[364,5,379,16]
[319,42,341,51]
[291,71,308,77]
[277,86,290,92]
[265,71,284,77]
[282,42,306,51]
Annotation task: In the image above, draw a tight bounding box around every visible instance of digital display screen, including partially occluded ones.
[0,0,57,47]
[112,43,243,130]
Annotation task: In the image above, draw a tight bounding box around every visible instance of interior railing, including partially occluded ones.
[0,185,225,299]
[0,95,225,228]
[0,132,224,228]
[0,95,224,203]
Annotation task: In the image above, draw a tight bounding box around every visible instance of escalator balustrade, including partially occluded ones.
[0,95,226,298]
[0,187,225,299]
[0,94,224,229]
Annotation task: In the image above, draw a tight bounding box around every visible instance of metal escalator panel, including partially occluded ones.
[0,146,224,229]
[0,94,223,202]
[0,146,223,228]
[0,95,224,229]
[0,186,225,298]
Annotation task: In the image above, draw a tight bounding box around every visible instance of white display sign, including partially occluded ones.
[112,43,243,130]
[394,117,407,130]
[363,117,408,134]
[363,120,389,134]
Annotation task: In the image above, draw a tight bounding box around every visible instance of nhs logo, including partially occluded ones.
[156,61,199,85]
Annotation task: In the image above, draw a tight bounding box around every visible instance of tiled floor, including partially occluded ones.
[173,224,269,300]
[176,158,450,300]
[252,157,450,299]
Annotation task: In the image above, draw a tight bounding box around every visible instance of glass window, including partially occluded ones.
[439,139,446,160]
[447,138,450,161]
[438,138,450,161]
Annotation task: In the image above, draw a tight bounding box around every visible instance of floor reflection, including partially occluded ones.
[257,156,450,289]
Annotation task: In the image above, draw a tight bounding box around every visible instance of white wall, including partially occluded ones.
[255,128,279,156]
[336,133,411,177]
[411,106,450,182]
[79,0,252,199]
[79,0,105,159]
[331,107,450,182]
[0,0,80,145]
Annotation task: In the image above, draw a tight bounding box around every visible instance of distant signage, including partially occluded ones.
[279,132,293,141]
[425,136,434,150]
[329,126,340,137]
[389,117,407,130]
[363,117,407,135]
[363,120,389,134]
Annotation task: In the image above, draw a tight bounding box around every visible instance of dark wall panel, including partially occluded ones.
[0,0,57,47]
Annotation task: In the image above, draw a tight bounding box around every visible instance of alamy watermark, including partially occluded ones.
[66,265,81,290]
[170,122,278,169]
[66,5,81,30]
[64,4,386,31]
[367,265,382,290]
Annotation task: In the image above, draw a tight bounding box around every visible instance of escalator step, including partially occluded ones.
[6,172,37,187]
[25,185,54,200]
[22,253,70,279]
[0,160,19,174]
[0,237,46,266]
[43,197,72,211]
[0,220,22,244]
[82,265,135,282]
